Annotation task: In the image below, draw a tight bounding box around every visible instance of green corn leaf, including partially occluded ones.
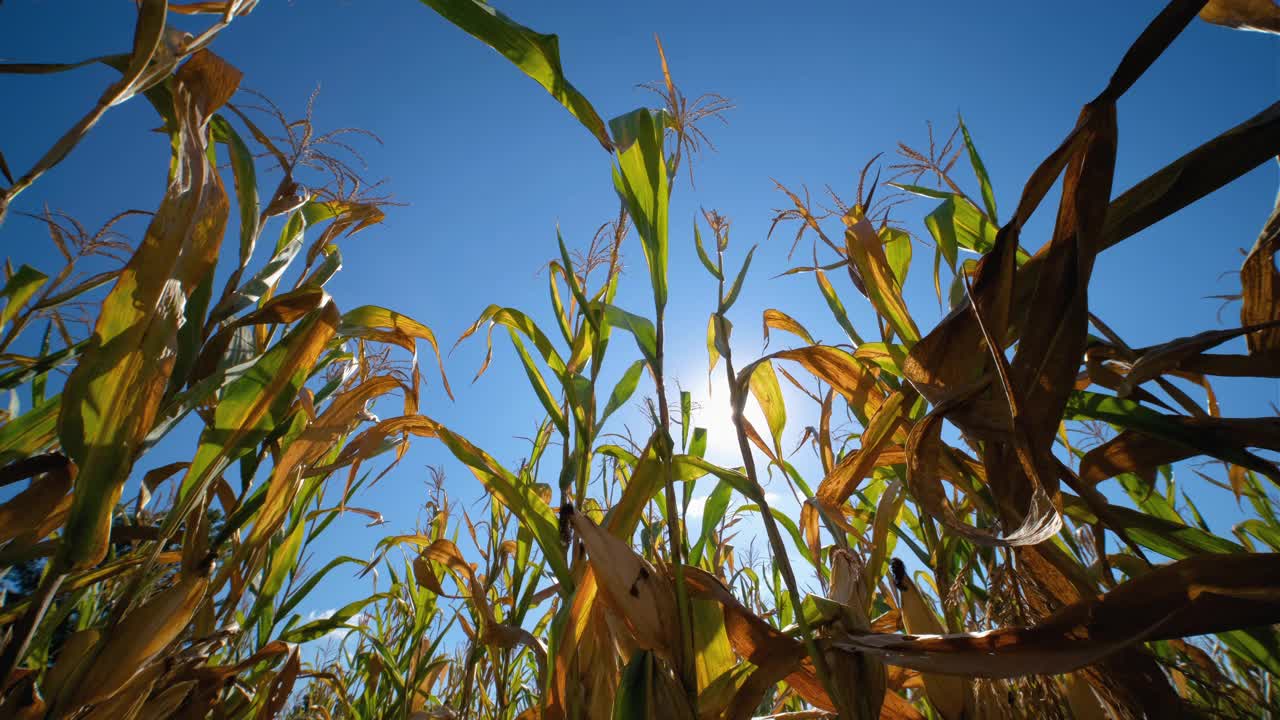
[57,117,228,568]
[0,265,48,337]
[211,115,260,272]
[601,359,646,428]
[1218,626,1280,679]
[882,227,912,287]
[612,651,657,720]
[693,220,722,280]
[690,479,735,566]
[611,108,670,310]
[1062,494,1243,558]
[0,395,59,465]
[924,195,1000,269]
[680,390,692,450]
[282,593,387,644]
[688,427,708,458]
[597,303,658,369]
[163,303,339,542]
[427,420,572,590]
[720,245,756,313]
[210,206,306,323]
[1236,519,1280,551]
[959,115,999,222]
[0,340,86,394]
[748,360,786,460]
[417,0,611,151]
[889,182,954,200]
[1066,390,1280,484]
[815,269,862,345]
[507,329,568,436]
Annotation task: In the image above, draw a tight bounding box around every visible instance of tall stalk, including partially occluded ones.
[706,221,848,719]
[651,258,698,702]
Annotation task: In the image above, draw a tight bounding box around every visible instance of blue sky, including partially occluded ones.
[2,1,1277,637]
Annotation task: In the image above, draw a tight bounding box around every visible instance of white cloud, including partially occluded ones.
[686,495,709,518]
[305,608,365,646]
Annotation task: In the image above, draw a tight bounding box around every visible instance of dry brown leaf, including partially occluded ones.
[1241,196,1280,352]
[0,461,72,544]
[1079,415,1280,488]
[836,553,1280,677]
[1119,321,1280,397]
[905,397,1061,548]
[546,570,618,720]
[1200,0,1280,32]
[816,389,911,512]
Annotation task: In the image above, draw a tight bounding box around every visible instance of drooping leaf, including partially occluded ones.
[601,359,646,427]
[570,509,680,659]
[339,304,453,403]
[418,0,612,150]
[837,553,1280,678]
[1068,391,1280,487]
[164,303,339,542]
[1199,0,1280,33]
[597,303,658,369]
[762,308,815,348]
[747,360,786,462]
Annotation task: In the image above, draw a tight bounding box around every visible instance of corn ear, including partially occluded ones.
[891,559,969,720]
[1062,672,1110,720]
[828,551,886,719]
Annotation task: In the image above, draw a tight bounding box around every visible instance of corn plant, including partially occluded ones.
[3,0,1280,719]
[345,1,1280,718]
[0,2,453,717]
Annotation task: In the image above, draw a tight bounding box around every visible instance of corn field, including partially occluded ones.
[1,0,1279,718]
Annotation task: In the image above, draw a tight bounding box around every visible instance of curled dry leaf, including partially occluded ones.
[416,538,549,684]
[836,553,1280,678]
[762,308,816,347]
[547,570,620,720]
[905,397,1061,548]
[1241,195,1280,352]
[1200,0,1280,32]
[1119,320,1280,397]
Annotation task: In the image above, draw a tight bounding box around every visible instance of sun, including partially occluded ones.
[675,358,755,465]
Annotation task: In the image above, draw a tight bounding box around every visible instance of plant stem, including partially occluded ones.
[718,312,848,719]
[653,301,698,705]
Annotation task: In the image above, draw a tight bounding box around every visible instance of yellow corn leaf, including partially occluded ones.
[70,572,208,707]
[56,55,235,566]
